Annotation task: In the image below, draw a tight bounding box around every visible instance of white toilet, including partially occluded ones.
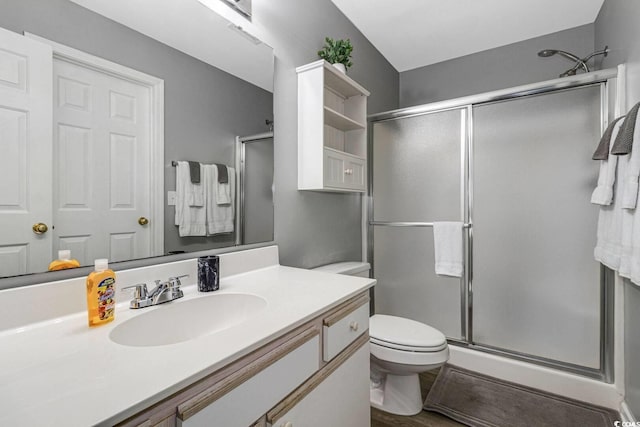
[312,262,450,416]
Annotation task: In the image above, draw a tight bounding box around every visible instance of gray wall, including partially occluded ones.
[253,0,399,268]
[0,0,273,255]
[595,0,640,417]
[400,24,595,107]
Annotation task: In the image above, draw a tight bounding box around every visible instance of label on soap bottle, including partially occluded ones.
[97,277,115,321]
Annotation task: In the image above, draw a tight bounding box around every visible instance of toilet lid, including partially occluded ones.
[370,314,447,351]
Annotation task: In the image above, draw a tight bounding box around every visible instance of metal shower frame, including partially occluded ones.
[366,68,619,382]
[234,131,274,246]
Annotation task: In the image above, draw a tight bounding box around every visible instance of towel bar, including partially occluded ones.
[369,221,471,228]
[171,161,231,167]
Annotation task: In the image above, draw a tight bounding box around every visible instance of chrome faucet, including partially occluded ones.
[123,275,188,309]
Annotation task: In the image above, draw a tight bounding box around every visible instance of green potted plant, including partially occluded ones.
[317,37,353,73]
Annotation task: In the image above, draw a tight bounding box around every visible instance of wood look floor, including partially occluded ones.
[371,369,464,427]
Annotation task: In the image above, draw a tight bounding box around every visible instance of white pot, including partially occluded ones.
[332,63,347,74]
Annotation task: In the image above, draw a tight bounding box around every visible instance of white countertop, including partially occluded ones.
[0,264,375,427]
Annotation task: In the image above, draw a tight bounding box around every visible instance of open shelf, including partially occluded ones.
[324,66,369,98]
[324,107,366,131]
[323,146,365,161]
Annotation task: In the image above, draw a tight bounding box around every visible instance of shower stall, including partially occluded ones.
[368,69,620,381]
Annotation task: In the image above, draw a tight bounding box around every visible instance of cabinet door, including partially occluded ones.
[271,343,370,427]
[344,157,366,191]
[323,149,346,188]
[177,329,319,427]
[323,148,366,192]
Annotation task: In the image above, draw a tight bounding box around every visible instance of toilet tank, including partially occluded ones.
[312,262,370,278]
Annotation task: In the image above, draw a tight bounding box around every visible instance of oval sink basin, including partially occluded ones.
[109,293,267,347]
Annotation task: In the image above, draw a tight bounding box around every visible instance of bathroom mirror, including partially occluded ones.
[0,0,274,281]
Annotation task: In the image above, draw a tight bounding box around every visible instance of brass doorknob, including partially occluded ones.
[32,223,48,235]
[138,217,149,226]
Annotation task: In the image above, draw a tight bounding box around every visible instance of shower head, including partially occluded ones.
[537,49,559,58]
[537,48,584,65]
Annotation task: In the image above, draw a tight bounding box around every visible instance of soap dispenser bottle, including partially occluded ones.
[86,259,116,327]
[48,250,80,271]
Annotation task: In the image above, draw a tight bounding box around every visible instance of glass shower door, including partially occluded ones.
[242,136,274,244]
[371,108,466,339]
[472,86,602,368]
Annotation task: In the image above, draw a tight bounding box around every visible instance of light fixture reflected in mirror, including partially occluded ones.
[221,0,252,20]
[198,0,252,21]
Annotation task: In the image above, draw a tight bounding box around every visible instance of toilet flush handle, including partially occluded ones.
[349,321,359,331]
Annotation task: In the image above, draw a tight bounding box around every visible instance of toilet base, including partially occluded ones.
[370,371,423,416]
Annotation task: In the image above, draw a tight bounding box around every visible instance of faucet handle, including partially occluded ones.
[168,274,189,288]
[123,283,148,300]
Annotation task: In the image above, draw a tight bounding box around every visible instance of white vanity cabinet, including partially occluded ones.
[116,292,370,427]
[266,337,370,427]
[176,328,320,427]
[297,60,370,193]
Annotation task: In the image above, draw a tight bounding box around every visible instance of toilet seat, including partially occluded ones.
[369,314,449,367]
[371,340,449,367]
[370,314,447,350]
[370,337,448,352]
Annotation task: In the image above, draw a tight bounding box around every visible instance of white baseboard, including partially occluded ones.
[449,346,623,409]
[620,401,637,423]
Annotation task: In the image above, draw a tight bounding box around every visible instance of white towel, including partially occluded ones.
[626,209,640,285]
[591,119,624,205]
[188,163,204,207]
[618,116,640,282]
[618,201,636,280]
[433,222,464,278]
[621,112,640,209]
[596,107,640,285]
[203,164,235,235]
[216,164,231,205]
[624,117,640,285]
[174,161,206,236]
[594,149,628,271]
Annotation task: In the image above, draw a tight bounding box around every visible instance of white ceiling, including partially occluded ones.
[331,0,605,72]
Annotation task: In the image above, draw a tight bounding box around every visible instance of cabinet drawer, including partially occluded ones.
[177,327,320,427]
[323,294,369,362]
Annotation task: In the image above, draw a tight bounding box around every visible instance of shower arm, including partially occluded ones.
[555,47,610,77]
[582,46,610,64]
[554,50,590,73]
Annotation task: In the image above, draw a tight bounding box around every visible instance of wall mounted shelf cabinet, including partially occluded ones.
[297,60,370,192]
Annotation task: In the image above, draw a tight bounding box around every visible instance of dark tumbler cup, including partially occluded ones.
[197,255,219,292]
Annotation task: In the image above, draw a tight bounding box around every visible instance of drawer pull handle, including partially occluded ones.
[350,321,359,331]
[283,422,293,427]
